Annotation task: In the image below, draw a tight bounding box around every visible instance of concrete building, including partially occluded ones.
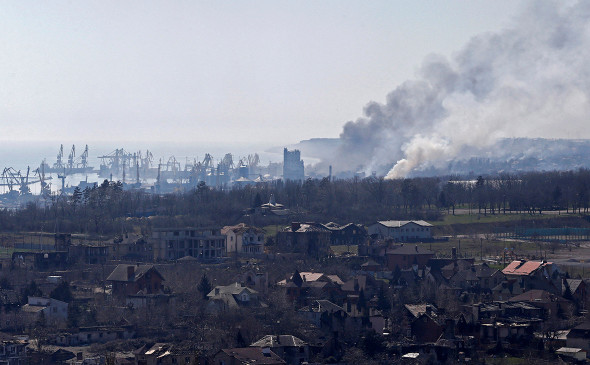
[368,220,433,241]
[151,227,226,261]
[282,148,304,181]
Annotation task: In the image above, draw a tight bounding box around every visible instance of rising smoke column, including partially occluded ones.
[337,0,590,178]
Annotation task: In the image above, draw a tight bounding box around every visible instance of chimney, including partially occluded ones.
[262,348,271,357]
[415,245,419,252]
[215,288,220,295]
[452,247,457,260]
[425,305,432,316]
[127,266,135,280]
[291,222,301,231]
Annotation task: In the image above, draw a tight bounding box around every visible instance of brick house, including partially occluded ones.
[107,264,165,298]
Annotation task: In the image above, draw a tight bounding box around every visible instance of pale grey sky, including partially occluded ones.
[0,1,522,146]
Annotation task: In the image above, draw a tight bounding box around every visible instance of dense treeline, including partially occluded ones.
[1,169,590,235]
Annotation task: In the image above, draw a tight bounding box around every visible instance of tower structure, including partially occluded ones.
[283,148,304,181]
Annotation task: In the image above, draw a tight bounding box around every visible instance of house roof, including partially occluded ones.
[220,347,285,364]
[21,304,46,313]
[221,223,265,235]
[106,265,164,283]
[404,304,438,319]
[284,224,331,233]
[250,335,307,348]
[386,245,434,256]
[315,300,344,313]
[376,220,433,228]
[207,282,257,297]
[502,260,552,276]
[563,279,584,295]
[508,289,558,303]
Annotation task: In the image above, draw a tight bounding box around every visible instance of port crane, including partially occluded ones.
[0,167,51,195]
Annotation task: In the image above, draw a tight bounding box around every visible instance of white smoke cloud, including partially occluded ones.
[336,0,590,178]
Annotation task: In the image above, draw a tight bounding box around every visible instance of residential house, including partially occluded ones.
[556,347,587,361]
[404,304,445,343]
[386,245,435,270]
[277,223,332,258]
[235,269,269,294]
[151,227,226,261]
[508,289,570,320]
[448,263,505,292]
[491,279,526,301]
[567,322,590,357]
[277,271,343,305]
[404,304,444,343]
[502,260,562,295]
[207,283,261,312]
[0,334,29,365]
[213,347,285,365]
[21,296,68,322]
[250,335,309,365]
[298,299,347,328]
[368,220,433,242]
[321,222,368,246]
[106,264,165,298]
[562,278,587,305]
[134,343,198,365]
[222,223,265,255]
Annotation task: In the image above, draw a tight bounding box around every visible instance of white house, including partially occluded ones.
[22,296,68,321]
[367,220,433,242]
[221,223,265,255]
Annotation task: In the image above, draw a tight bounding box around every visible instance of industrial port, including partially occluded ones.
[0,144,304,207]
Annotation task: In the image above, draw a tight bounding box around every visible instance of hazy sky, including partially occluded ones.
[1,1,522,146]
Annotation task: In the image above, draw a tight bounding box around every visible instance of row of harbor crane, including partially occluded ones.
[0,166,51,196]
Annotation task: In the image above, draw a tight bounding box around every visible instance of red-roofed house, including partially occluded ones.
[502,260,562,295]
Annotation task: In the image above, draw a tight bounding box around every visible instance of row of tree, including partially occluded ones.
[1,169,590,235]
